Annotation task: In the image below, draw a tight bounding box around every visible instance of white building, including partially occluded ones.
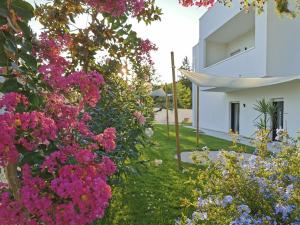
[190,1,300,139]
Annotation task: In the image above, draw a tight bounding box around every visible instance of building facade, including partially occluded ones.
[192,0,300,138]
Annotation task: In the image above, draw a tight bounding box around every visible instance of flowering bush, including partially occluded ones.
[0,0,159,223]
[178,130,300,225]
[0,0,128,224]
[88,75,154,176]
[0,37,117,225]
[34,0,159,179]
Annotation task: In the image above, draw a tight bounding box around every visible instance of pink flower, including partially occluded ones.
[74,149,96,164]
[94,128,117,152]
[0,67,6,74]
[133,111,146,125]
[99,156,117,176]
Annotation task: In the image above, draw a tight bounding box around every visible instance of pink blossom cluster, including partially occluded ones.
[38,34,105,108]
[0,92,29,112]
[140,39,157,53]
[94,127,117,152]
[0,156,116,225]
[133,110,146,125]
[138,39,157,65]
[129,0,145,15]
[14,111,57,151]
[179,0,214,7]
[67,71,105,107]
[0,105,57,166]
[84,0,145,17]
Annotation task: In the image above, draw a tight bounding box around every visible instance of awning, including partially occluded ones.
[150,88,166,97]
[179,69,300,92]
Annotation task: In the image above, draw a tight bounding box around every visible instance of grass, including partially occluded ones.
[98,124,254,225]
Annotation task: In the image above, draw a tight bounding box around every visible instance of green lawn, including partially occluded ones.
[98,124,253,225]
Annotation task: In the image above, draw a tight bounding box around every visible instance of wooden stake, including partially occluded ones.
[165,83,170,138]
[171,52,181,169]
[196,85,200,146]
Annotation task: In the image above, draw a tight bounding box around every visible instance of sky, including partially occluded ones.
[27,0,207,83]
[132,1,207,83]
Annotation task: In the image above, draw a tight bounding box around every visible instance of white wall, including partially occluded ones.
[198,91,229,133]
[227,81,300,138]
[201,47,262,77]
[266,1,300,76]
[226,29,255,57]
[206,41,227,67]
[197,0,268,77]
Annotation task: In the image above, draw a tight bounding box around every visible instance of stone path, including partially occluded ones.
[183,126,282,154]
[175,151,253,164]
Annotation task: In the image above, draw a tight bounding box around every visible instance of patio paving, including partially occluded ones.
[184,125,253,146]
[155,108,192,124]
[175,151,253,164]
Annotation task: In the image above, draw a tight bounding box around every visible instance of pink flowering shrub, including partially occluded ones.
[0,32,117,224]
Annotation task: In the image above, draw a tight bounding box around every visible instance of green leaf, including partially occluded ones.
[0,17,7,26]
[0,77,22,92]
[19,50,37,71]
[4,38,17,53]
[28,93,44,109]
[12,0,34,21]
[0,1,8,18]
[0,48,8,66]
[69,14,75,23]
[22,39,33,52]
[18,20,32,39]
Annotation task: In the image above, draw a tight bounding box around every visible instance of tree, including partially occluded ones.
[177,81,192,109]
[34,0,161,178]
[179,56,192,90]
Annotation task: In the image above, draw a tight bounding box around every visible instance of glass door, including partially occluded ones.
[272,101,284,140]
[230,102,240,133]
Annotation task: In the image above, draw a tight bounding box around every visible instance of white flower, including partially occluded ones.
[145,127,154,138]
[153,159,162,166]
[192,211,208,221]
[202,146,210,151]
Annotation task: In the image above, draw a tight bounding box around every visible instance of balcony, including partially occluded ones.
[204,10,255,68]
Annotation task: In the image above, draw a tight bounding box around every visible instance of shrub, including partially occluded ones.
[178,130,300,225]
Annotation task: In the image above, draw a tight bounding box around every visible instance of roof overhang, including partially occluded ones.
[179,69,300,92]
